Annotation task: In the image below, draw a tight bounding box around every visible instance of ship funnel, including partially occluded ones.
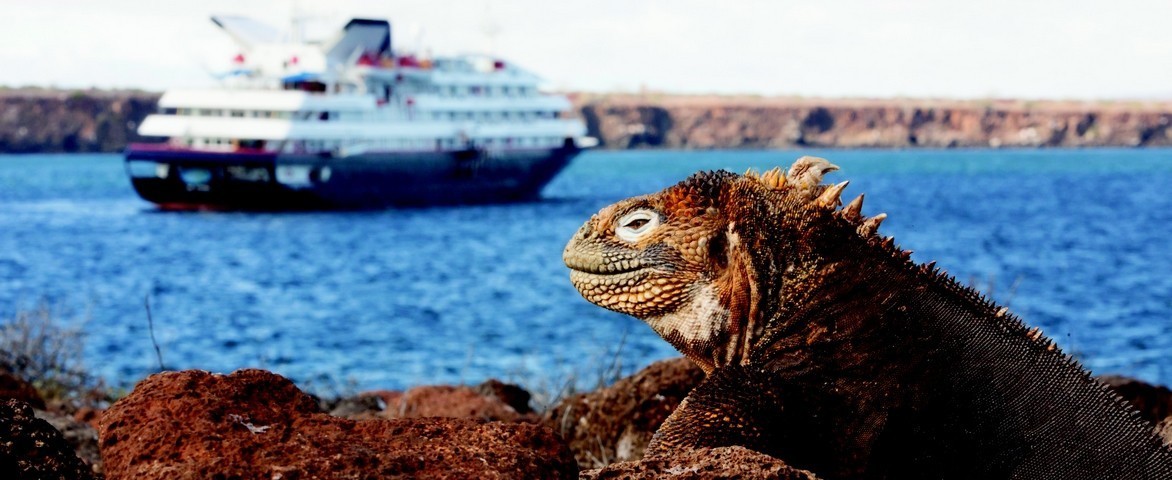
[324,19,392,67]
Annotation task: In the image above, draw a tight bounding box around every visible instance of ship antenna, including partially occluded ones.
[480,3,501,55]
[290,0,301,43]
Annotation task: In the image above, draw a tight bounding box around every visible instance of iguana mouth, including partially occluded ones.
[564,261,647,276]
[563,249,647,276]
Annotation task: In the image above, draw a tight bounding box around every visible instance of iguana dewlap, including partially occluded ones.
[563,156,1172,479]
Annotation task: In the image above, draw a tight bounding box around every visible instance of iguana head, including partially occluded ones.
[564,156,889,372]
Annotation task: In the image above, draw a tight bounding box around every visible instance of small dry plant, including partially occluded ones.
[0,302,96,402]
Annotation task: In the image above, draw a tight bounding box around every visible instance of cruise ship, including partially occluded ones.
[125,16,594,209]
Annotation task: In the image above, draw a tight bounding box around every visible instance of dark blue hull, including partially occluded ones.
[125,144,580,210]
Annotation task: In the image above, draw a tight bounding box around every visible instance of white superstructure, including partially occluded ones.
[137,16,593,155]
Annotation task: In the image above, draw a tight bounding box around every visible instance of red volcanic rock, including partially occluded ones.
[99,369,577,479]
[0,399,95,480]
[581,446,820,480]
[0,371,45,410]
[388,383,530,421]
[72,406,103,430]
[330,380,534,422]
[544,357,706,468]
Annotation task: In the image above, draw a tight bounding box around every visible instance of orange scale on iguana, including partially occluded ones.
[563,156,1172,479]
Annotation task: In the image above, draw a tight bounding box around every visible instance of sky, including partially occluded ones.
[2,0,1171,99]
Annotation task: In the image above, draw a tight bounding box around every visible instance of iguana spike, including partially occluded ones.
[881,237,895,249]
[842,194,865,221]
[858,213,887,236]
[787,156,839,190]
[759,167,786,190]
[816,181,850,209]
[1026,326,1044,341]
[744,168,758,178]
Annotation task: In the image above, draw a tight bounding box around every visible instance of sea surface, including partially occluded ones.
[1,150,1171,394]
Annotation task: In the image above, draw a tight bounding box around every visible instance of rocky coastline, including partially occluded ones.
[4,359,1172,479]
[3,88,1172,153]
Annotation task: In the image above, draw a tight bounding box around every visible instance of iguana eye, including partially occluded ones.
[616,209,660,243]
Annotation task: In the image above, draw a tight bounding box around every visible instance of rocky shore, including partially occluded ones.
[0,89,158,154]
[577,93,1172,149]
[3,88,1172,153]
[3,359,1172,479]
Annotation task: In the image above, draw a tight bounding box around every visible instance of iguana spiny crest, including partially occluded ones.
[564,156,890,373]
[564,156,1172,479]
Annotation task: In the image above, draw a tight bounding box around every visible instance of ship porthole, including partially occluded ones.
[319,166,332,182]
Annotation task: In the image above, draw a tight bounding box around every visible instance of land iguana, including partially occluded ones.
[563,156,1172,479]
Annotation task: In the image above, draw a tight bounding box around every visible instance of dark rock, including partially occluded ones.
[0,399,95,480]
[99,368,576,479]
[477,378,533,415]
[544,357,705,468]
[581,446,820,479]
[1099,374,1172,425]
[34,408,102,476]
[327,391,387,418]
[0,371,45,410]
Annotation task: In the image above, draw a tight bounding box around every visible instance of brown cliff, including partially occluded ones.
[575,93,1172,149]
[0,88,159,153]
[3,88,1172,152]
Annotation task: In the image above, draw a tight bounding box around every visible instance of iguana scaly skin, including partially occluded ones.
[563,157,1172,479]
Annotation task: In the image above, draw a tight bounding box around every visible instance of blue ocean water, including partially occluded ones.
[1,150,1171,393]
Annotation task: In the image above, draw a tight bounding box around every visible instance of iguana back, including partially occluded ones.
[563,157,1172,479]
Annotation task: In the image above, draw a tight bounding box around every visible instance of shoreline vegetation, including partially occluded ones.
[3,87,1172,154]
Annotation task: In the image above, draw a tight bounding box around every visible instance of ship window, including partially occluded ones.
[230,110,244,117]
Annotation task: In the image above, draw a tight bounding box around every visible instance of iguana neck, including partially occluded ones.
[751,223,937,381]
